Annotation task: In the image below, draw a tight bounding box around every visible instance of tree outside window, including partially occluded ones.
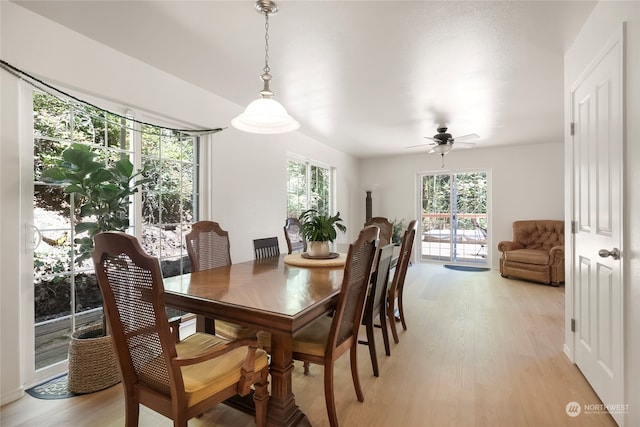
[287,158,331,218]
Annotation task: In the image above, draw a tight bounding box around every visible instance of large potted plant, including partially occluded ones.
[42,143,148,393]
[299,209,347,257]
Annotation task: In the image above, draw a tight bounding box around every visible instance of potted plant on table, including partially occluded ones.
[299,209,347,257]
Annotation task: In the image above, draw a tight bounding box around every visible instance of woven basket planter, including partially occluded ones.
[67,324,120,394]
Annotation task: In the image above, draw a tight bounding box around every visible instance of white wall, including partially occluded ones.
[360,142,565,269]
[0,2,359,403]
[564,1,640,426]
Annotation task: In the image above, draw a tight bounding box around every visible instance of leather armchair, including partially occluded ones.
[498,220,565,286]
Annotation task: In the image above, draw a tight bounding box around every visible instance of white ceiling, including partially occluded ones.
[14,0,597,158]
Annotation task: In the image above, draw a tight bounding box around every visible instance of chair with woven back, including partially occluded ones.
[387,220,416,343]
[258,226,379,427]
[92,231,269,427]
[358,242,394,377]
[185,221,256,339]
[283,217,307,254]
[253,236,280,259]
[364,216,393,247]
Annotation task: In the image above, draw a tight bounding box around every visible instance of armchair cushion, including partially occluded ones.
[498,220,564,286]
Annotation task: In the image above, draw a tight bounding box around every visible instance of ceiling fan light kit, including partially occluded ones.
[231,0,300,134]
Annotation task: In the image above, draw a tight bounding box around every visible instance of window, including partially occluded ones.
[419,170,488,265]
[286,157,332,217]
[32,91,199,370]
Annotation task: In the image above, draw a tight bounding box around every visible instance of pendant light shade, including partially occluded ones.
[231,97,299,134]
[232,0,299,134]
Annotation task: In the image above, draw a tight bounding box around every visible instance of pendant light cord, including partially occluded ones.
[1,59,225,136]
[263,12,271,76]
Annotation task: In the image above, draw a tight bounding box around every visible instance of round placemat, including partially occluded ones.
[284,253,346,267]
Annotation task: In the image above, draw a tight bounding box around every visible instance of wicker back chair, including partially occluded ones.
[185,221,256,339]
[185,221,231,272]
[387,220,416,343]
[258,226,378,427]
[253,236,280,259]
[364,216,393,247]
[283,217,307,253]
[92,232,269,427]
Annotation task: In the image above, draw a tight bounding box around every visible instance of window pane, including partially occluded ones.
[287,158,331,218]
[33,92,71,140]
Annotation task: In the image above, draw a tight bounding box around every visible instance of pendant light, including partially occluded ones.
[231,0,300,134]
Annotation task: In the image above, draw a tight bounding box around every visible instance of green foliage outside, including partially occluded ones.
[287,160,330,218]
[422,172,487,230]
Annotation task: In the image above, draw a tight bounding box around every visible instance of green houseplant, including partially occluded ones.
[41,143,148,393]
[41,143,149,265]
[391,218,406,245]
[299,209,347,257]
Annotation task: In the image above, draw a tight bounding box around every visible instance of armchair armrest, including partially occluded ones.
[549,245,565,266]
[172,338,261,367]
[497,241,525,253]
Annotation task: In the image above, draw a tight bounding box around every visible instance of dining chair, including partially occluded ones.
[364,216,393,247]
[92,231,270,427]
[185,220,231,271]
[358,243,394,377]
[253,236,280,259]
[387,220,416,343]
[258,226,378,427]
[185,221,256,339]
[283,217,307,253]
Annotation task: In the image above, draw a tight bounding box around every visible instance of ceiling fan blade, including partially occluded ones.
[424,136,438,142]
[453,133,480,142]
[406,141,438,149]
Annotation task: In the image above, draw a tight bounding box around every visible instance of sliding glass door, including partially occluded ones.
[418,170,489,265]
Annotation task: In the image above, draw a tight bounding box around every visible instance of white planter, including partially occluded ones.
[308,241,330,257]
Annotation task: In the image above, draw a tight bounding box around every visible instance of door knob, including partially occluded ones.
[598,248,620,260]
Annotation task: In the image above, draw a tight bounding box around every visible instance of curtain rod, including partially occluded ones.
[1,59,226,136]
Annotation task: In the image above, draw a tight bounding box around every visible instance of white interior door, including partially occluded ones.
[571,29,624,426]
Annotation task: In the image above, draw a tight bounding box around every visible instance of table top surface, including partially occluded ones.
[163,255,344,320]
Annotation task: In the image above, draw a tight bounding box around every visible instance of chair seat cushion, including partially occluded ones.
[177,333,268,406]
[503,248,549,265]
[214,320,257,340]
[258,316,332,358]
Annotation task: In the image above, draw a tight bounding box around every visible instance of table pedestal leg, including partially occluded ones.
[267,333,310,427]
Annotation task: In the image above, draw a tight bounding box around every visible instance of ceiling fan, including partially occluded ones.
[407,127,480,167]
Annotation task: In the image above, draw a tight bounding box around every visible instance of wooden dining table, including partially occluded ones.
[163,254,345,427]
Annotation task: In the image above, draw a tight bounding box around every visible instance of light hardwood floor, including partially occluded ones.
[1,264,617,427]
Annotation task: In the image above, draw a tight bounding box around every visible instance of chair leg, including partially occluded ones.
[364,320,379,377]
[253,368,270,427]
[124,395,140,427]
[387,300,400,344]
[349,345,364,402]
[303,361,311,375]
[398,292,407,331]
[324,360,339,427]
[378,310,391,356]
